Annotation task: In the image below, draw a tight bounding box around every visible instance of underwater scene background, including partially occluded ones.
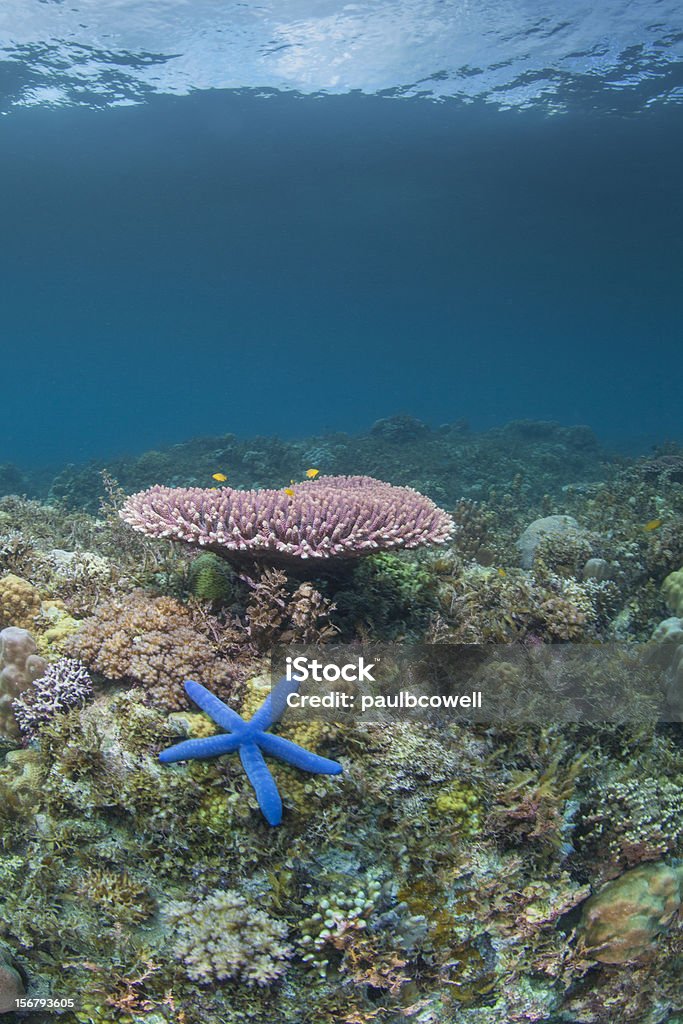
[1,2,683,1023]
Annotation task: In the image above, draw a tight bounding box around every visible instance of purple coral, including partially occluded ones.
[12,658,93,737]
[120,475,453,569]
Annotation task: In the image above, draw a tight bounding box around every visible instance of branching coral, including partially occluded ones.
[66,591,238,711]
[12,658,93,737]
[580,777,683,874]
[165,889,292,985]
[74,868,155,925]
[243,568,338,647]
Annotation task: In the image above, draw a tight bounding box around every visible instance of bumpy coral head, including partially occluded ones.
[120,475,454,571]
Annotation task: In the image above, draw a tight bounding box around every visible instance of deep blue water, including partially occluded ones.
[1,8,682,467]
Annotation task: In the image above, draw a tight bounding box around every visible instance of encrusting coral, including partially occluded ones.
[578,861,683,963]
[0,948,24,1013]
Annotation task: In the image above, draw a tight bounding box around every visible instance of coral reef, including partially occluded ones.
[0,424,681,1024]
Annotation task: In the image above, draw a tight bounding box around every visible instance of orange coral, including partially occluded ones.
[66,591,237,711]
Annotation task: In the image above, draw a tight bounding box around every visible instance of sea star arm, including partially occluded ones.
[248,676,301,731]
[159,733,242,763]
[258,732,343,775]
[239,742,283,826]
[184,679,246,733]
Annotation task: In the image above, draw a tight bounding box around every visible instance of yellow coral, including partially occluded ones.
[0,574,42,630]
[432,781,482,836]
[35,605,82,658]
[167,710,219,739]
[192,790,236,831]
[239,675,272,719]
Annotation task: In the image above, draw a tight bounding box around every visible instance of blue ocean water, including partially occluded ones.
[0,1,681,466]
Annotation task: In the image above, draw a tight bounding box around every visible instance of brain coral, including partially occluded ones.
[66,591,235,711]
[120,475,453,569]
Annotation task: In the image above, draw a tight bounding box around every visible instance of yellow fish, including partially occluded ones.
[212,472,227,482]
[306,468,320,479]
[643,518,663,532]
[284,487,295,497]
[497,568,507,578]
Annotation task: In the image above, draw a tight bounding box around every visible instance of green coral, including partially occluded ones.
[188,552,235,603]
[432,781,482,835]
[336,551,438,636]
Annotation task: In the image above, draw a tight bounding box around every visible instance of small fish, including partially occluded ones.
[212,472,227,482]
[497,568,507,578]
[305,468,320,479]
[284,487,295,497]
[643,518,663,532]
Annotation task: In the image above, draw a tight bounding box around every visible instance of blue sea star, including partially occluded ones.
[159,677,343,826]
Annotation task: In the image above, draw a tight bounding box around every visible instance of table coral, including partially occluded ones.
[120,475,453,570]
